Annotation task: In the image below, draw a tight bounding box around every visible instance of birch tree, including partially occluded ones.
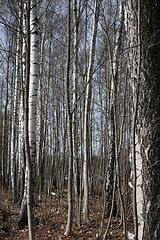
[139,0,160,239]
[124,0,141,238]
[10,7,21,201]
[29,0,39,187]
[125,0,160,239]
[18,1,39,239]
[18,0,28,228]
[27,0,39,238]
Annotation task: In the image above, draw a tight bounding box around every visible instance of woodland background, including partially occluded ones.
[0,0,160,239]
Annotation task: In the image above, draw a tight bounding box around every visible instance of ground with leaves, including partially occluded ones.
[0,189,133,239]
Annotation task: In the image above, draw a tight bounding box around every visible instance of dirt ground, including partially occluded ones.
[0,188,133,239]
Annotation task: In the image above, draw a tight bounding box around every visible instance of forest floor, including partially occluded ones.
[0,188,134,240]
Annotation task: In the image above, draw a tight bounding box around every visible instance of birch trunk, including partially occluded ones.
[18,93,25,204]
[29,0,39,184]
[19,1,39,239]
[140,0,160,238]
[124,1,141,238]
[23,0,35,238]
[27,0,39,238]
[18,1,28,226]
[11,11,21,201]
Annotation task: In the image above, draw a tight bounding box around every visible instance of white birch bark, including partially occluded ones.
[18,0,29,228]
[18,2,39,239]
[18,93,24,201]
[26,0,39,239]
[21,0,27,204]
[11,10,20,200]
[83,0,101,224]
[29,0,39,177]
[124,1,142,239]
[28,1,39,237]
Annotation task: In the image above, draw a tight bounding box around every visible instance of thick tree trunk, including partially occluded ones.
[124,1,141,238]
[125,0,160,239]
[140,1,160,239]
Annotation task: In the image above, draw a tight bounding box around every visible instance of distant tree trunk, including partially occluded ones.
[112,2,127,237]
[1,50,10,189]
[83,0,101,224]
[72,0,80,226]
[105,105,117,217]
[17,93,25,205]
[103,1,126,239]
[11,10,21,201]
[36,6,46,198]
[65,0,73,235]
[103,0,124,220]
